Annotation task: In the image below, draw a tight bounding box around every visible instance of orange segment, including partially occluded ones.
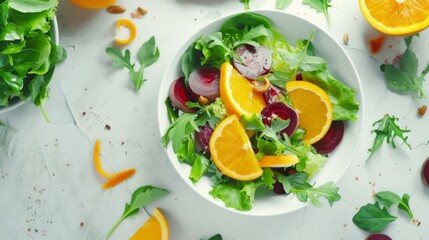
[68,0,117,9]
[359,0,429,36]
[220,62,267,118]
[285,81,333,145]
[129,208,169,240]
[209,114,263,181]
[259,154,299,168]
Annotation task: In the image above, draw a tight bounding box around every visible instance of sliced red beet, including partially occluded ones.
[296,72,303,80]
[195,124,213,155]
[188,68,220,103]
[232,44,272,80]
[422,157,429,187]
[261,102,299,137]
[168,76,196,113]
[366,234,392,240]
[312,121,345,155]
[263,85,282,105]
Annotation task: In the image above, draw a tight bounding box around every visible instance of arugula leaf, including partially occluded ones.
[106,36,159,90]
[239,0,250,9]
[161,113,199,152]
[106,185,169,238]
[303,0,332,25]
[375,191,413,219]
[276,0,292,9]
[275,172,341,207]
[380,35,428,99]
[368,114,412,159]
[353,203,397,233]
[190,154,210,183]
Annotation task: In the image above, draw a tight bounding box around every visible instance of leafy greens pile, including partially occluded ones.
[0,0,66,119]
[162,13,359,211]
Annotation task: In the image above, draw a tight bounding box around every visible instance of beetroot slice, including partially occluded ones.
[366,234,392,240]
[261,102,299,137]
[232,44,272,80]
[195,124,213,155]
[312,121,344,155]
[422,157,429,187]
[188,68,220,103]
[168,76,195,113]
[263,85,282,105]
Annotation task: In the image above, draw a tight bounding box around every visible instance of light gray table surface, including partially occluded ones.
[1,0,428,239]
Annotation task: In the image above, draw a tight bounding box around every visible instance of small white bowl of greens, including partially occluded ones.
[0,1,66,116]
[158,10,364,216]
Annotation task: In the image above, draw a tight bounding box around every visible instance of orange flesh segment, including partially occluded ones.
[129,208,169,240]
[102,168,136,189]
[369,36,385,54]
[259,154,299,168]
[93,139,115,178]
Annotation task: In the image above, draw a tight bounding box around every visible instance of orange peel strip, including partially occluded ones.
[102,168,136,189]
[114,19,137,45]
[94,139,115,178]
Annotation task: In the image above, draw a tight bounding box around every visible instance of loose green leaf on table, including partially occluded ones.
[106,36,160,90]
[375,191,413,219]
[239,0,250,9]
[368,114,411,160]
[106,185,169,238]
[380,35,429,99]
[206,234,223,240]
[276,0,293,9]
[352,203,397,233]
[303,0,332,25]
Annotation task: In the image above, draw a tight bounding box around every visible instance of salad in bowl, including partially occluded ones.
[158,10,363,216]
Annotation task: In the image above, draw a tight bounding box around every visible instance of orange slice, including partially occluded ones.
[129,208,169,240]
[209,114,263,181]
[285,81,333,145]
[259,154,299,168]
[220,62,267,118]
[359,0,429,36]
[68,0,117,9]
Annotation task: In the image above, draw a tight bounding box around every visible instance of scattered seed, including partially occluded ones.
[106,5,126,14]
[105,124,111,130]
[137,7,147,15]
[343,33,349,45]
[418,105,427,117]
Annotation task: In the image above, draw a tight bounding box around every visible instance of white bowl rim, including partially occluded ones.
[157,9,365,217]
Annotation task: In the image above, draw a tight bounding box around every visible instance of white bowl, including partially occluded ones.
[158,10,364,216]
[0,17,59,114]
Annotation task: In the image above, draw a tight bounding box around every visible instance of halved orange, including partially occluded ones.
[359,0,429,36]
[285,81,333,145]
[209,114,263,181]
[220,62,267,118]
[68,0,117,9]
[129,208,169,240]
[259,154,299,168]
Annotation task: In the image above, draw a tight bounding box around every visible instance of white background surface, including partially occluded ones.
[1,0,428,239]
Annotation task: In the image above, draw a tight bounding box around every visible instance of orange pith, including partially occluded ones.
[68,0,117,9]
[220,62,267,118]
[359,0,429,35]
[285,81,333,145]
[129,208,169,240]
[258,154,299,168]
[209,114,263,181]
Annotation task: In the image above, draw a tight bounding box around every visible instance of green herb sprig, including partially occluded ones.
[276,0,293,9]
[380,35,429,99]
[106,185,169,238]
[239,0,250,9]
[303,0,332,25]
[352,191,413,233]
[106,36,160,90]
[368,114,411,159]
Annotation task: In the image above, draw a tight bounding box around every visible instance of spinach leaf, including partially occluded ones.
[276,0,292,9]
[106,36,159,90]
[368,114,411,159]
[303,0,332,25]
[352,203,397,233]
[380,35,429,99]
[106,185,169,238]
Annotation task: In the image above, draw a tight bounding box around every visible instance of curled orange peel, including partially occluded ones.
[93,139,136,189]
[114,19,137,45]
